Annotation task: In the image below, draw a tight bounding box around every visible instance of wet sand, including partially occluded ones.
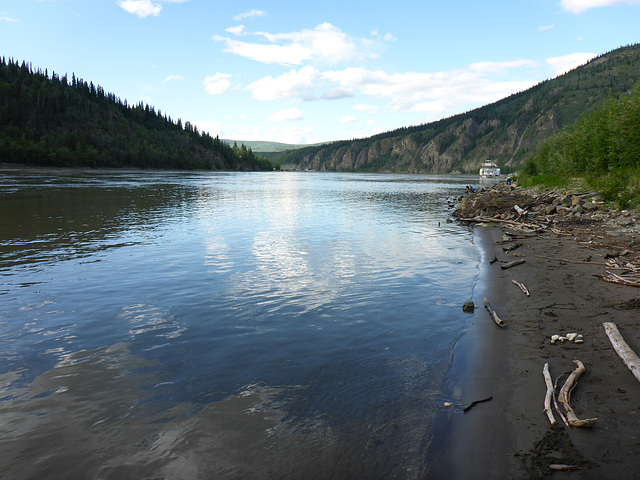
[438,225,640,479]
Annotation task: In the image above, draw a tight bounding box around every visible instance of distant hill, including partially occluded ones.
[271,43,640,174]
[0,58,275,171]
[222,140,327,154]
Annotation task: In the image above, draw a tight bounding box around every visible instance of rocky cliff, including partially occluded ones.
[273,44,640,174]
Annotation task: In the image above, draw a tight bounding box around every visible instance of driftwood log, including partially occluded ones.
[503,242,522,252]
[484,298,506,327]
[603,322,640,383]
[501,259,526,270]
[599,271,640,287]
[549,464,588,471]
[558,360,598,428]
[512,279,530,296]
[458,216,540,230]
[553,372,570,427]
[543,363,557,426]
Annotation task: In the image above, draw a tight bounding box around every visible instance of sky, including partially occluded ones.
[1,1,639,145]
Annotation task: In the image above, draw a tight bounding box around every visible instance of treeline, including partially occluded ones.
[522,79,640,208]
[0,57,276,171]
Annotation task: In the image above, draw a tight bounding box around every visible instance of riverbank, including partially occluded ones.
[440,184,640,479]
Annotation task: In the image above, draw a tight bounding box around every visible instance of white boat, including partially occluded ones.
[479,160,500,178]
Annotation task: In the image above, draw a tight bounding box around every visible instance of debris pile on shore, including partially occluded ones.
[453,183,640,253]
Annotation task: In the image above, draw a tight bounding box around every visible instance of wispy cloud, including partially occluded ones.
[0,12,19,22]
[226,25,245,35]
[268,107,303,122]
[321,63,539,115]
[213,23,379,66]
[546,52,596,76]
[233,9,266,21]
[163,74,184,82]
[539,24,555,31]
[560,0,640,13]
[203,73,232,95]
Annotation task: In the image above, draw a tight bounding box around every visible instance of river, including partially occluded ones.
[0,169,481,479]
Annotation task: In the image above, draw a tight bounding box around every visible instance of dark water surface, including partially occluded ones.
[0,170,480,479]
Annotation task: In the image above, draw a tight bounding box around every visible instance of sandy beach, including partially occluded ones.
[435,186,640,479]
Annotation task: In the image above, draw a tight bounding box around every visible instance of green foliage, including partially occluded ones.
[518,172,569,189]
[521,79,640,208]
[0,57,275,171]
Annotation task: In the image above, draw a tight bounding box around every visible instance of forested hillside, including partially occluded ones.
[272,44,640,174]
[0,57,275,171]
[522,80,640,208]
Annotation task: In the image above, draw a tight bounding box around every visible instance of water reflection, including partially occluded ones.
[0,170,481,479]
[0,170,197,270]
[0,346,443,479]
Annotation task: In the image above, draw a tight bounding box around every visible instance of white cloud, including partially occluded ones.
[203,73,232,95]
[233,9,266,21]
[321,63,538,116]
[213,23,377,66]
[268,108,303,122]
[560,0,640,13]
[118,0,162,17]
[248,66,318,101]
[118,0,188,18]
[546,52,596,76]
[213,36,310,65]
[320,87,354,100]
[539,24,555,31]
[226,25,245,35]
[339,115,358,123]
[163,74,184,82]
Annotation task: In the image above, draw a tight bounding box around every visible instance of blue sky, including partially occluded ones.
[1,0,639,144]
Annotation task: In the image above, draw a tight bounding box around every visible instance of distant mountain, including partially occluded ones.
[271,43,640,174]
[0,58,275,171]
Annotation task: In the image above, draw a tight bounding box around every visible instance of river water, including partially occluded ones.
[0,170,481,479]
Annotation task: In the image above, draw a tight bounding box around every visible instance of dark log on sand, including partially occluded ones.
[603,322,640,383]
[558,360,598,428]
[484,298,506,327]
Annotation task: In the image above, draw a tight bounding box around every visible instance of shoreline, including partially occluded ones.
[438,195,640,478]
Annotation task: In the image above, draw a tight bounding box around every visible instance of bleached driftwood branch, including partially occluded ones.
[484,298,506,327]
[543,363,557,426]
[599,271,640,287]
[458,216,540,230]
[603,322,640,384]
[512,279,530,296]
[558,360,598,428]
